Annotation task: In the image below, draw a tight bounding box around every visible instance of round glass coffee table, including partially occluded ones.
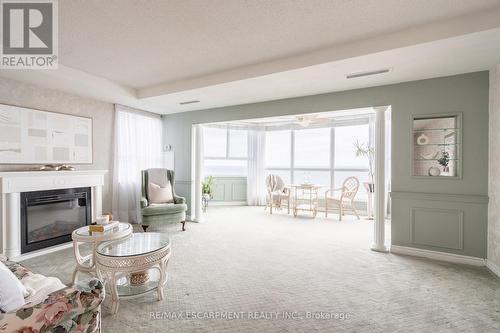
[71,222,132,282]
[95,233,171,314]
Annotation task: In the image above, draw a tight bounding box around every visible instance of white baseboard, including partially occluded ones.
[486,259,500,278]
[186,215,200,223]
[209,201,247,206]
[12,242,73,262]
[390,245,485,266]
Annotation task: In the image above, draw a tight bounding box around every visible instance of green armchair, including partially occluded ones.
[141,169,188,231]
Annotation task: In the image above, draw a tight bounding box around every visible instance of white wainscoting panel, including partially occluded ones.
[410,207,464,250]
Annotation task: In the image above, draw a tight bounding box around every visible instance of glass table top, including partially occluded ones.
[96,232,170,257]
[75,222,131,237]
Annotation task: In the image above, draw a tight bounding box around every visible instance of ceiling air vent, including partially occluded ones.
[179,100,200,105]
[346,68,391,79]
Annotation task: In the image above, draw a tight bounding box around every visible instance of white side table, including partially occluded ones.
[71,222,132,282]
[290,184,321,218]
[95,233,171,314]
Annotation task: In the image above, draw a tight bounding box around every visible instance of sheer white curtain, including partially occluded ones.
[112,105,163,223]
[247,126,267,205]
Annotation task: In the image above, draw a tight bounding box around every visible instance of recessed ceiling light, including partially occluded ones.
[179,100,200,105]
[346,68,392,79]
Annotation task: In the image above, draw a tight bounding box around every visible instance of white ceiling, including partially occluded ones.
[1,0,500,114]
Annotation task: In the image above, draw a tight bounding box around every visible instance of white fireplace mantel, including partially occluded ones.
[0,170,107,260]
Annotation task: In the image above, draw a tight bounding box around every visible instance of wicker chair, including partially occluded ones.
[265,174,291,214]
[325,176,360,220]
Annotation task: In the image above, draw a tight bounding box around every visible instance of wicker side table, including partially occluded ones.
[71,222,132,283]
[95,233,171,314]
[290,184,321,218]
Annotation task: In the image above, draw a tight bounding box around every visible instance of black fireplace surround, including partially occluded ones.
[20,187,91,254]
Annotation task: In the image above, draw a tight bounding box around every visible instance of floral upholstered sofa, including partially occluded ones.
[0,257,104,333]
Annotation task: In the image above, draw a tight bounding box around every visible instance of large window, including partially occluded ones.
[334,124,370,201]
[334,125,369,169]
[294,128,330,168]
[228,129,248,158]
[204,119,372,201]
[203,127,227,158]
[204,126,248,176]
[265,130,291,168]
[265,121,371,202]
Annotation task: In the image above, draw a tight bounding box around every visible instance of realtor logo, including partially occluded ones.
[1,0,58,69]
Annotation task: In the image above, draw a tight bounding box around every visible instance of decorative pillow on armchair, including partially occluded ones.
[148,181,174,204]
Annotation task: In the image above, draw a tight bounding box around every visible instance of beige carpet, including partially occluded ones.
[22,206,500,332]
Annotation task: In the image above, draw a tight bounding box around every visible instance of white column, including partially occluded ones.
[193,125,204,222]
[371,107,389,252]
[5,192,21,258]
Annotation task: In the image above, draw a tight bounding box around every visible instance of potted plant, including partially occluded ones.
[202,176,214,198]
[201,176,214,212]
[437,151,450,173]
[353,140,375,193]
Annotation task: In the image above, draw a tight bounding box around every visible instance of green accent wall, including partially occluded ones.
[164,71,489,258]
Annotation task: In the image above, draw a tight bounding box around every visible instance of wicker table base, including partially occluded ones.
[95,233,171,314]
[130,271,150,285]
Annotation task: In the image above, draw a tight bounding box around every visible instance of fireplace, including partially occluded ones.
[20,187,91,254]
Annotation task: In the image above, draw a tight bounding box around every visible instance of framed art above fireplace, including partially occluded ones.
[0,103,93,164]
